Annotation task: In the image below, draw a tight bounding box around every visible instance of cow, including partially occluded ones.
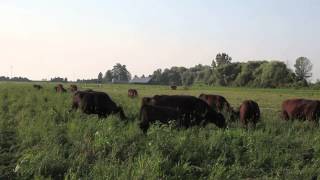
[281,99,320,124]
[33,84,43,90]
[70,84,78,93]
[55,84,67,93]
[71,90,126,120]
[199,94,236,120]
[170,86,177,90]
[238,100,260,128]
[139,105,181,133]
[141,95,226,129]
[128,89,138,98]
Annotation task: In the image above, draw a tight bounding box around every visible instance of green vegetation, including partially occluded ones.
[1,83,320,179]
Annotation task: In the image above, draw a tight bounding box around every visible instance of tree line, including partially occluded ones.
[95,53,314,88]
[150,54,313,88]
[0,76,31,82]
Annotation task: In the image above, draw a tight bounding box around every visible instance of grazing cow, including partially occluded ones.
[281,99,320,123]
[142,95,226,129]
[238,100,260,128]
[71,90,126,119]
[199,94,237,120]
[139,105,181,133]
[141,97,153,106]
[170,86,177,90]
[55,84,67,93]
[70,84,78,93]
[199,94,233,113]
[33,84,43,90]
[128,89,138,98]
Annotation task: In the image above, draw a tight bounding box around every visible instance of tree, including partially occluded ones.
[254,61,295,88]
[211,59,217,69]
[181,71,195,87]
[104,70,113,82]
[97,72,103,83]
[215,53,232,67]
[294,57,313,81]
[112,63,131,82]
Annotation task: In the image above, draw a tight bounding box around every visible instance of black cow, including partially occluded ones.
[71,90,126,119]
[139,105,181,133]
[142,95,226,129]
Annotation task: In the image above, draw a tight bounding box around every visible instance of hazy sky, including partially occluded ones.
[0,0,319,81]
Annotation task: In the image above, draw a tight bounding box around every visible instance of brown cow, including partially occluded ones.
[199,94,233,113]
[128,89,138,98]
[71,90,126,119]
[199,93,237,121]
[170,86,177,90]
[238,100,260,128]
[70,84,78,92]
[142,95,226,129]
[33,84,43,90]
[139,105,181,133]
[54,84,67,93]
[281,99,320,123]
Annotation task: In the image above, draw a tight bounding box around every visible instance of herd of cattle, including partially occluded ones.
[33,84,320,132]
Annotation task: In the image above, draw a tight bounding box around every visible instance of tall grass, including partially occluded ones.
[0,83,319,179]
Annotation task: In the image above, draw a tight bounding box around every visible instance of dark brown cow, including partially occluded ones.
[128,89,138,98]
[54,84,67,93]
[239,100,260,128]
[70,84,78,93]
[281,99,320,123]
[170,86,177,90]
[71,90,126,119]
[142,95,226,129]
[33,84,43,90]
[199,94,233,113]
[139,105,181,133]
[199,93,237,121]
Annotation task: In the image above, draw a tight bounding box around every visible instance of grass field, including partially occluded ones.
[1,82,320,179]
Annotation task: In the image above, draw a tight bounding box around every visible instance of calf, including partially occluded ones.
[55,84,67,93]
[128,89,138,98]
[70,84,78,93]
[281,99,320,123]
[170,86,177,90]
[33,84,43,90]
[239,100,260,128]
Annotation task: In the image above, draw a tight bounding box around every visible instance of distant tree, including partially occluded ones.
[97,72,103,83]
[133,75,139,79]
[213,63,241,86]
[181,71,195,87]
[104,70,113,82]
[112,63,131,81]
[151,69,163,84]
[211,59,217,69]
[141,74,145,78]
[294,57,313,81]
[254,61,295,88]
[215,53,232,67]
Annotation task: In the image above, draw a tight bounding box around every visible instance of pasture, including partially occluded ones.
[1,82,320,179]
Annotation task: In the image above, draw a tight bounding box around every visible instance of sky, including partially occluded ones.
[0,0,319,81]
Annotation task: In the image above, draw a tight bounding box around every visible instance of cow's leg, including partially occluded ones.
[281,110,289,121]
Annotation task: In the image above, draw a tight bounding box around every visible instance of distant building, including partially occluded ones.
[112,78,129,84]
[129,77,153,84]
